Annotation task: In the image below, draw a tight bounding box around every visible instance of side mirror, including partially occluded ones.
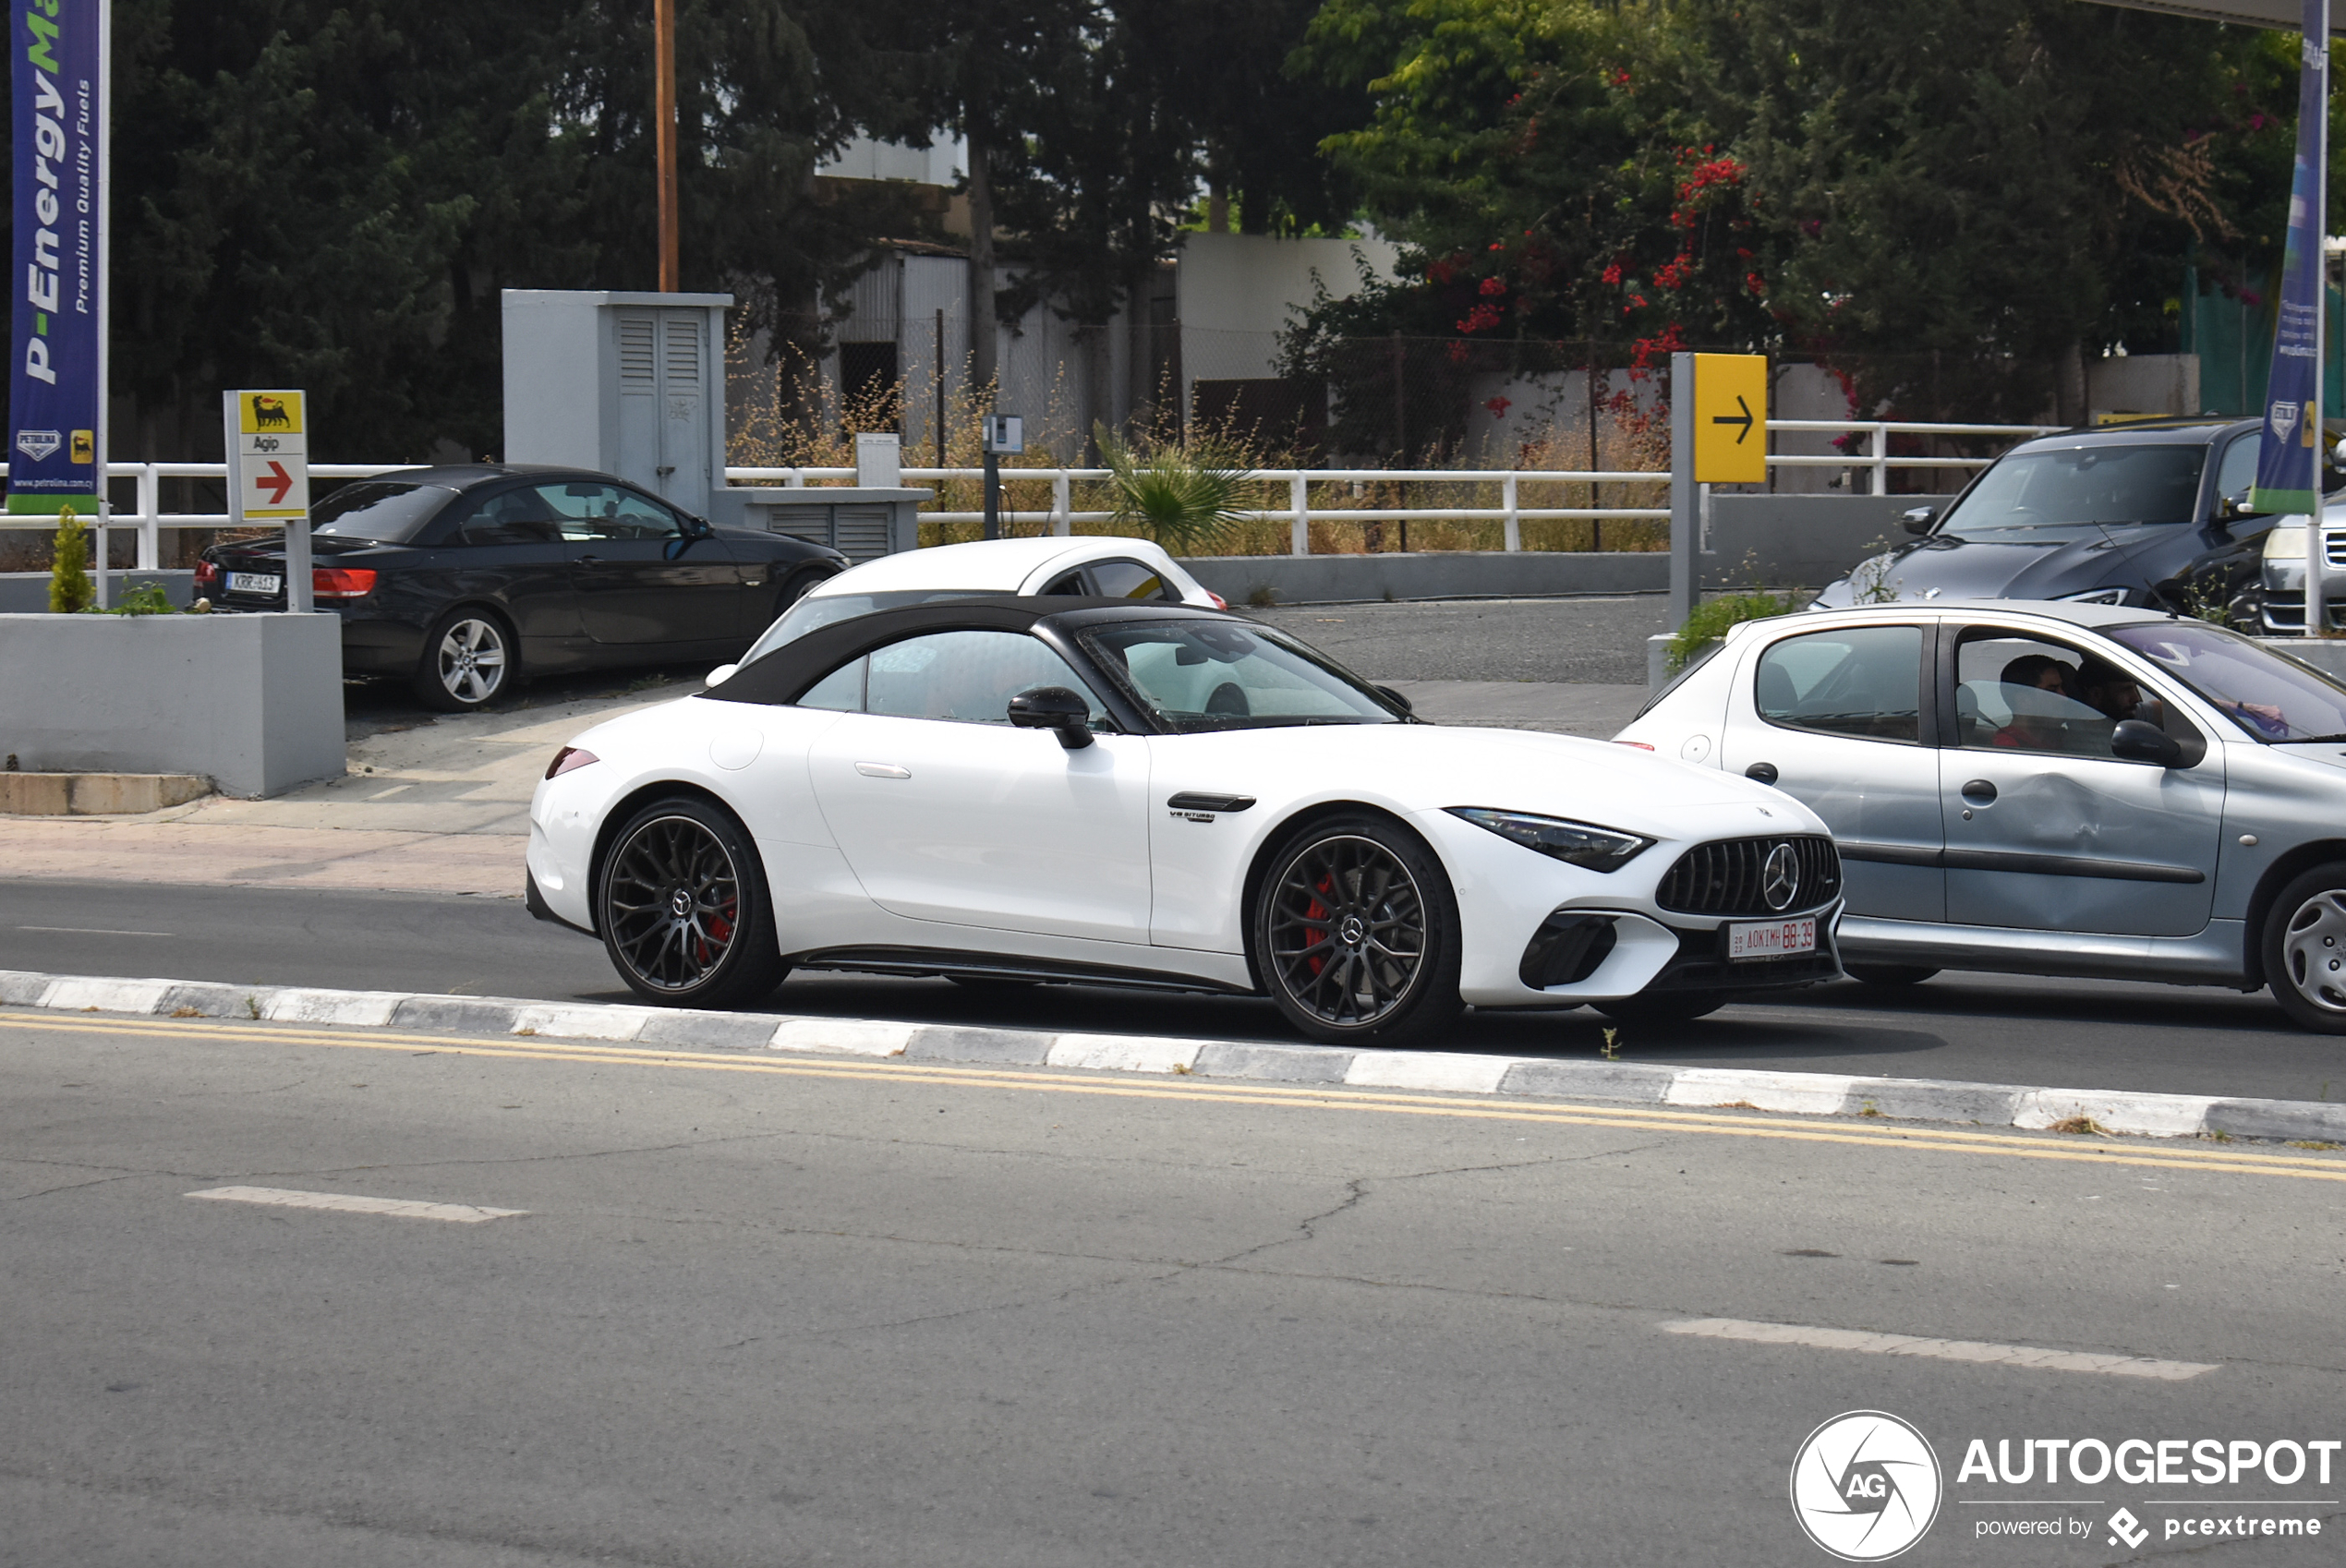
[705,663,739,688]
[1008,685,1095,750]
[2110,718,2183,767]
[1375,683,1415,715]
[1899,505,1938,537]
[2217,491,2263,524]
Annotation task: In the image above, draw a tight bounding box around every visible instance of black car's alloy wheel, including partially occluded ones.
[598,798,786,1007]
[1254,815,1461,1046]
[415,609,512,711]
[2265,862,2346,1034]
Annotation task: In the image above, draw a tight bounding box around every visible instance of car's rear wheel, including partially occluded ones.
[2264,862,2346,1034]
[414,608,514,711]
[597,797,787,1007]
[1252,814,1461,1047]
[1844,963,1939,987]
[1592,991,1727,1025]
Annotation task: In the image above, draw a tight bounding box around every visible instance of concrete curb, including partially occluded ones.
[6,968,2342,1146]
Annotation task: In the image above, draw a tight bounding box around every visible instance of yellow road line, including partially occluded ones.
[8,1010,2345,1183]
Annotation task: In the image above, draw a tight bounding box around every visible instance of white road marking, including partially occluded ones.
[185,1186,526,1224]
[1661,1317,2217,1380]
[19,926,174,937]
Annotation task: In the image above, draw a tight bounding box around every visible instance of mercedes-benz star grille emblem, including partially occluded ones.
[1761,843,1801,911]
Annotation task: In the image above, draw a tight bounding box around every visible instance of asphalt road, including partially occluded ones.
[3,1008,2339,1567]
[9,879,2342,1105]
[1252,596,1671,684]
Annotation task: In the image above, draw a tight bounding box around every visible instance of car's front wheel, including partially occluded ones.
[1252,814,1462,1047]
[414,608,514,711]
[597,796,787,1008]
[2264,862,2346,1034]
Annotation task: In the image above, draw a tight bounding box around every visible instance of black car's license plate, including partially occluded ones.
[228,572,281,595]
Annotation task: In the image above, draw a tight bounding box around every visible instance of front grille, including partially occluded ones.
[2326,533,2346,569]
[1656,835,1840,917]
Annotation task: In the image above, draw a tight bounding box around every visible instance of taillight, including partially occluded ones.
[1613,741,1655,751]
[193,559,220,588]
[544,746,599,780]
[312,567,377,599]
[1206,591,1228,609]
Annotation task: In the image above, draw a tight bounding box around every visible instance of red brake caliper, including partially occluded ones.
[696,899,736,964]
[1303,874,1335,977]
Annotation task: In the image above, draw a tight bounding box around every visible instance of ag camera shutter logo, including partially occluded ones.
[1790,1411,1942,1561]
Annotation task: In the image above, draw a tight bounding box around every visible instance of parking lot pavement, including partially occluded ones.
[7,879,2343,1105]
[5,1007,2340,1568]
[1252,594,1669,683]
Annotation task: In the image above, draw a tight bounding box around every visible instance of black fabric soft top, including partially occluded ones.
[701,595,1155,707]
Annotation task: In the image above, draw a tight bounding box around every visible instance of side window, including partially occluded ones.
[1754,625,1924,743]
[1039,571,1089,596]
[2214,435,2260,512]
[1952,631,2175,757]
[1090,560,1171,601]
[450,487,561,547]
[864,630,1107,726]
[536,482,686,543]
[795,656,867,712]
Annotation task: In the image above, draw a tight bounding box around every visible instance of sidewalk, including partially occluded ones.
[0,681,1644,896]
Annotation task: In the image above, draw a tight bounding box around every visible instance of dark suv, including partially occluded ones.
[1810,417,2283,617]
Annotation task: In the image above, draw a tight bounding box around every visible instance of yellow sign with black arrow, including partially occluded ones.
[1691,353,1768,484]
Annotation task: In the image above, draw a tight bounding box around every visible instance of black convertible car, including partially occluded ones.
[197,464,846,710]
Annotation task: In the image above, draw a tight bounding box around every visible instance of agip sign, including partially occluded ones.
[8,0,103,513]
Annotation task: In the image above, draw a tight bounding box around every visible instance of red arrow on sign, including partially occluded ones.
[256,460,294,505]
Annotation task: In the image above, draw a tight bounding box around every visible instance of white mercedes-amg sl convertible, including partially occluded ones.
[526,597,1844,1043]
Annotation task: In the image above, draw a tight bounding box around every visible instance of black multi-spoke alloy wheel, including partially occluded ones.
[1252,814,1461,1046]
[597,797,787,1007]
[1592,990,1727,1025]
[2263,861,2346,1034]
[414,607,514,712]
[1844,963,1939,987]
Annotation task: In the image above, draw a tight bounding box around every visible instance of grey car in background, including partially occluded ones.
[1810,418,2275,612]
[1619,601,2346,1032]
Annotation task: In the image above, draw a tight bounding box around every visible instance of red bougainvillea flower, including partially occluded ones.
[1478,275,1506,297]
[1445,342,1470,365]
[1746,271,1768,296]
[1483,396,1512,418]
[1601,260,1624,285]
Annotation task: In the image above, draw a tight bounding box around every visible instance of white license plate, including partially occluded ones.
[228,572,281,595]
[1727,917,1818,960]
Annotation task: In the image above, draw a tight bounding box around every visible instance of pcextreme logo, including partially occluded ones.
[1791,1411,1944,1562]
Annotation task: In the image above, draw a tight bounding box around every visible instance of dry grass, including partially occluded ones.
[2048,1116,2112,1136]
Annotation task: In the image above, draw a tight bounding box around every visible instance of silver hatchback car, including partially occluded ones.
[1619,602,2346,1033]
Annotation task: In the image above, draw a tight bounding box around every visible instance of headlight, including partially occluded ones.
[2264,525,2307,561]
[1446,808,1653,871]
[2052,586,2130,605]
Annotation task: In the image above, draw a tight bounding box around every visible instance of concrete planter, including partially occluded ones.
[0,611,344,798]
[1179,549,1667,606]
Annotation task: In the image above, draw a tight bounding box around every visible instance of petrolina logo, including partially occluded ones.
[2272,399,2301,440]
[14,428,59,462]
[1791,1411,1943,1561]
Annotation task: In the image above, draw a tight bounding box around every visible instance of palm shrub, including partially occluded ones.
[1095,425,1261,557]
[47,505,91,613]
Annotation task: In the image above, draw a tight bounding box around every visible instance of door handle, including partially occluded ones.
[1960,778,1997,804]
[1744,762,1779,785]
[855,762,911,779]
[577,554,603,565]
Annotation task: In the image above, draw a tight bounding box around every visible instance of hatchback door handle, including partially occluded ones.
[855,762,911,779]
[1961,778,1997,803]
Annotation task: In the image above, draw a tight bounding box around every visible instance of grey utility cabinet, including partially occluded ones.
[501,289,732,519]
[705,488,932,565]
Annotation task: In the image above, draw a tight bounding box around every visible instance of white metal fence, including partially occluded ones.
[7,418,2058,568]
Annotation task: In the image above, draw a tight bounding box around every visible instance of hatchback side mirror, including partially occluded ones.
[1899,505,1938,536]
[705,663,739,688]
[1008,685,1095,750]
[2110,718,2183,767]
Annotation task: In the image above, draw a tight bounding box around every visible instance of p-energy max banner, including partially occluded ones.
[8,0,101,513]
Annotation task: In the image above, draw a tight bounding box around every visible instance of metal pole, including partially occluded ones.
[2312,0,2332,639]
[1051,469,1070,537]
[654,0,679,292]
[1669,352,1697,630]
[983,451,1001,540]
[1872,421,1890,497]
[92,0,112,608]
[1289,473,1309,556]
[935,307,947,469]
[1586,344,1602,551]
[1502,472,1520,551]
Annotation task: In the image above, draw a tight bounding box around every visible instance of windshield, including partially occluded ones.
[1938,445,2207,537]
[2108,621,2346,742]
[310,480,456,543]
[1080,620,1400,731]
[742,588,1002,664]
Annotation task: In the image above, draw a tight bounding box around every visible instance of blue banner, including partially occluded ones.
[2252,0,2331,516]
[8,0,101,513]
